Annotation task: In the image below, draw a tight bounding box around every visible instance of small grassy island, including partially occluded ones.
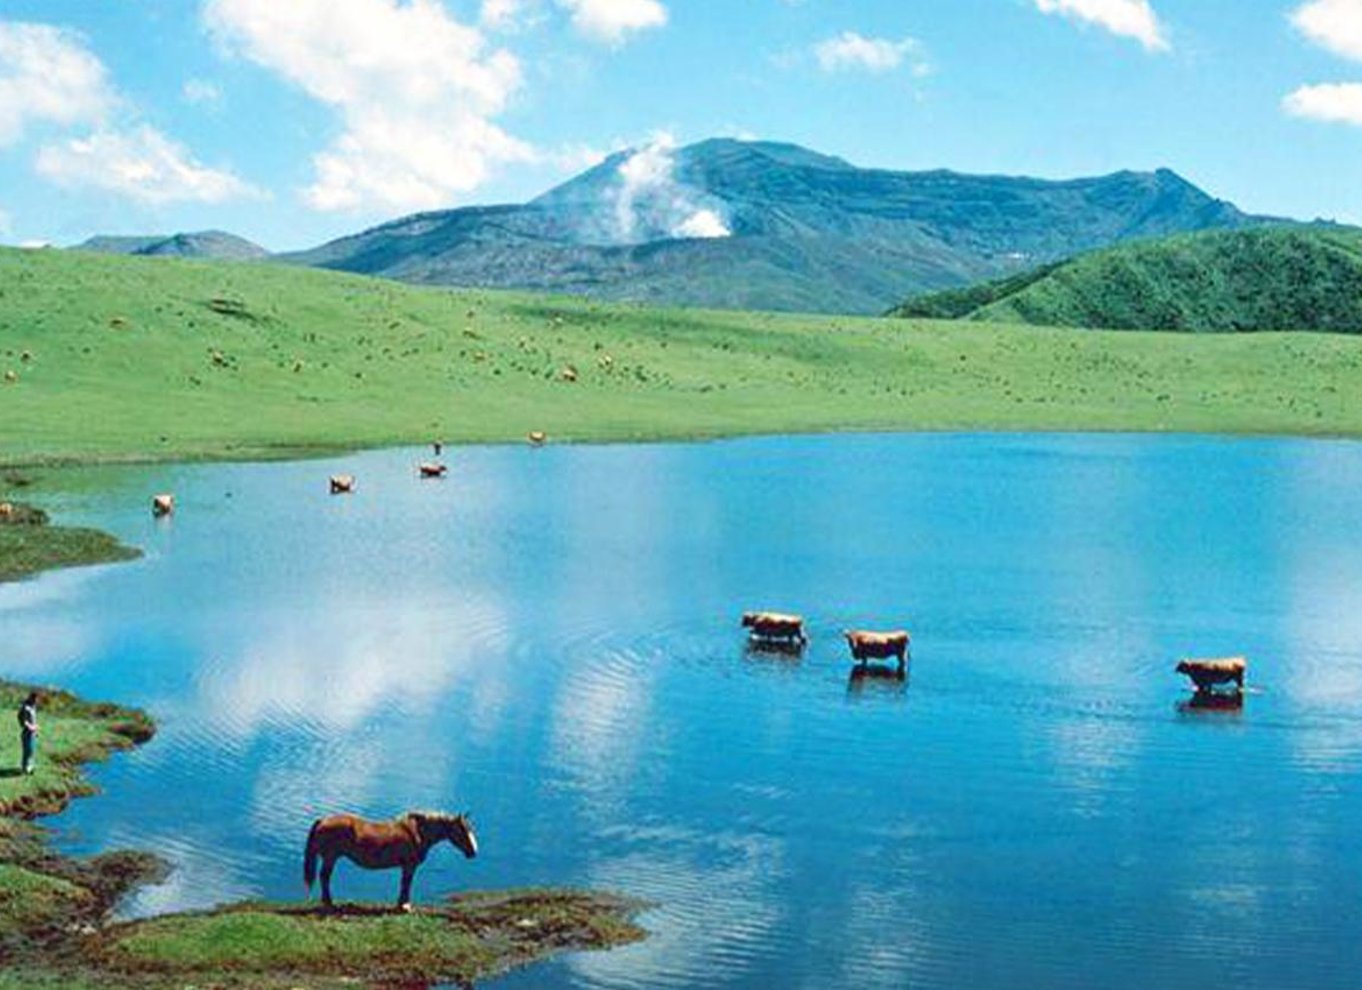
[0,499,140,583]
[0,681,646,988]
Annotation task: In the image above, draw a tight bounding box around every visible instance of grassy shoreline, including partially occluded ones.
[6,248,1362,470]
[0,679,647,988]
[0,502,141,584]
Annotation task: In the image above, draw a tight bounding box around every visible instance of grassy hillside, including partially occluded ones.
[5,246,1362,466]
[892,226,1362,331]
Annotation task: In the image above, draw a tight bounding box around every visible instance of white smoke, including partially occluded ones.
[674,209,730,239]
[610,133,732,243]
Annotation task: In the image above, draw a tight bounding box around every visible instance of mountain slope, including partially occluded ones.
[283,139,1267,315]
[891,226,1362,332]
[76,230,268,261]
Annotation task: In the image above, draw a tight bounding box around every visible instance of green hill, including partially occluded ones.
[891,226,1362,331]
[5,246,1362,467]
[282,139,1268,315]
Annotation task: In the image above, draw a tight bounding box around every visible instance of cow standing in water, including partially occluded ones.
[304,811,478,911]
[844,630,911,672]
[1176,657,1246,693]
[742,611,808,647]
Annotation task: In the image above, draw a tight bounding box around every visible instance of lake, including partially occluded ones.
[5,434,1362,989]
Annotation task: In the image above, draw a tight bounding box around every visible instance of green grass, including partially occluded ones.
[96,892,645,986]
[6,246,1362,464]
[0,504,140,582]
[0,681,160,973]
[894,226,1362,332]
[0,682,154,819]
[0,862,94,940]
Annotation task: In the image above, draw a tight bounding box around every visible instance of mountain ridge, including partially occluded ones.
[279,138,1272,314]
[74,139,1282,315]
[76,229,268,261]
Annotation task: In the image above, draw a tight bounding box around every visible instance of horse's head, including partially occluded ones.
[446,811,479,860]
[448,813,478,859]
[409,811,479,859]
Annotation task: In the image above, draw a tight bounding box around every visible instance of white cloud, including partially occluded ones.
[813,31,930,75]
[550,141,610,172]
[1292,0,1362,62]
[1284,81,1362,125]
[481,0,525,30]
[1034,0,1170,52]
[556,0,667,45]
[0,19,257,205]
[182,77,223,105]
[35,125,263,204]
[0,21,116,146]
[204,0,534,213]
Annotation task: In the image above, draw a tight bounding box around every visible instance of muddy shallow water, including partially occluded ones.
[5,434,1362,989]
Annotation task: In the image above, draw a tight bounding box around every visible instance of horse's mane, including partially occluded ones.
[402,810,469,825]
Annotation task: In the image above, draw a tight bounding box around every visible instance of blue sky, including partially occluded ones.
[1,0,1361,250]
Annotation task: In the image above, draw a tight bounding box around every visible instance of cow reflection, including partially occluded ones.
[847,663,909,698]
[745,638,806,660]
[1177,691,1245,716]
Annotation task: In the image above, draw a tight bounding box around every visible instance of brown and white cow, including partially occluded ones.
[418,462,448,478]
[329,475,356,495]
[844,630,911,670]
[742,611,808,646]
[1176,656,1246,693]
[151,494,175,517]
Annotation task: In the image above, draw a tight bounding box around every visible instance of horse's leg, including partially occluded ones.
[320,856,337,909]
[397,865,415,912]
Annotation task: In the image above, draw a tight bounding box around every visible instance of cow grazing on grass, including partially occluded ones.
[418,463,448,479]
[151,494,174,517]
[329,475,355,495]
[1176,657,1246,693]
[741,611,808,646]
[0,503,12,521]
[844,630,911,671]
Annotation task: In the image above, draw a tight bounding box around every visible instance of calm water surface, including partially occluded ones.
[4,434,1362,989]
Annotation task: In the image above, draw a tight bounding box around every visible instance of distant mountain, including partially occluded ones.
[76,230,268,261]
[890,226,1362,332]
[283,138,1272,314]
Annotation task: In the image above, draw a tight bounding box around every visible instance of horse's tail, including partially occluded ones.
[303,819,323,895]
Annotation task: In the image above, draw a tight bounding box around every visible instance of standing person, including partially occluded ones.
[17,692,37,775]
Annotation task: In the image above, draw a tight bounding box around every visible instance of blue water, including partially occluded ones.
[4,434,1362,989]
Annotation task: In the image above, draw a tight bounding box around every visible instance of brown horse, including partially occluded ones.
[304,811,478,911]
